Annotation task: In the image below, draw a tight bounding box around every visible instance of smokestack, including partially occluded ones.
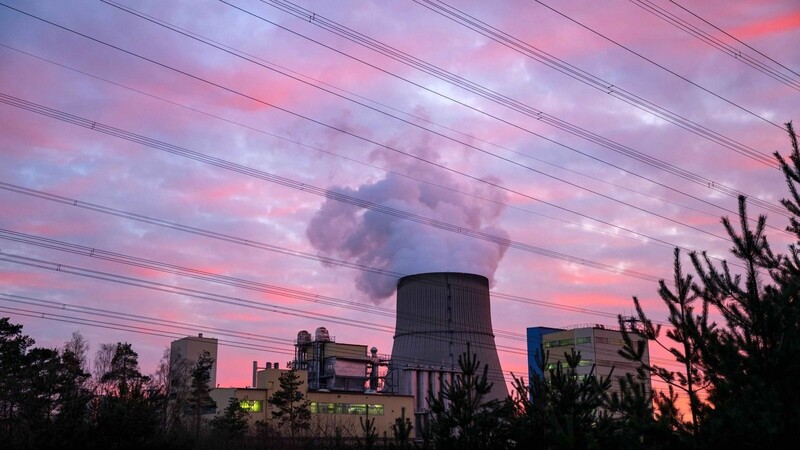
[389,272,508,402]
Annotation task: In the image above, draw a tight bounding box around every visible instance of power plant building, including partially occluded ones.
[170,333,219,389]
[527,324,651,396]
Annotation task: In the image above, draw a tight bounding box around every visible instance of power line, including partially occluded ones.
[531,0,783,129]
[7,42,771,242]
[630,0,800,90]
[5,0,784,233]
[0,92,664,282]
[0,293,686,384]
[667,0,800,80]
[3,228,630,346]
[249,0,786,218]
[0,253,524,385]
[0,181,672,325]
[98,0,736,242]
[3,2,744,247]
[412,0,777,166]
[2,240,686,381]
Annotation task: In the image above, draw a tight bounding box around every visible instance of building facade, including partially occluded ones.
[527,325,651,396]
[170,333,219,389]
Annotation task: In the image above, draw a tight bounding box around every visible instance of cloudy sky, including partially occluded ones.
[1,0,798,398]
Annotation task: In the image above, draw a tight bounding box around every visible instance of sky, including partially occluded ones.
[1,0,798,400]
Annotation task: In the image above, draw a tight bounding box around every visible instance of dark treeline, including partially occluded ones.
[2,124,799,449]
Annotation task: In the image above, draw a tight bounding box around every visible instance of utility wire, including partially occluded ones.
[0,252,527,385]
[531,0,783,129]
[0,295,687,380]
[0,92,664,282]
[7,42,769,240]
[630,0,800,90]
[412,0,775,166]
[0,292,686,384]
[2,240,681,378]
[0,181,673,324]
[0,2,744,246]
[251,0,786,217]
[4,1,783,226]
[0,228,617,345]
[99,0,736,242]
[667,0,800,80]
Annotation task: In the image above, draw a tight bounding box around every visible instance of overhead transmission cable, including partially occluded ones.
[667,0,800,80]
[3,233,682,377]
[0,293,689,379]
[0,3,744,244]
[2,1,784,230]
[0,92,665,282]
[412,0,776,166]
[0,43,729,245]
[0,252,525,385]
[0,228,610,345]
[629,0,800,91]
[0,181,671,322]
[83,0,733,242]
[250,0,786,217]
[531,0,783,129]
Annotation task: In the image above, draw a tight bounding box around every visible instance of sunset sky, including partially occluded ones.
[1,0,798,399]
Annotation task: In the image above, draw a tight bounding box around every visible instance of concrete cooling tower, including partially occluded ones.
[389,272,508,409]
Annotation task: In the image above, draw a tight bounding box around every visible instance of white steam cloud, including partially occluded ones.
[306,152,509,302]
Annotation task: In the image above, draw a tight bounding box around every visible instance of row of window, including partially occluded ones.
[545,359,594,370]
[544,336,591,348]
[595,337,626,346]
[235,400,385,416]
[310,402,384,415]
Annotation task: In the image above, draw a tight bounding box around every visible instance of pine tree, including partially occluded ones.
[210,397,249,440]
[0,318,34,445]
[269,368,311,439]
[391,407,414,450]
[618,248,710,439]
[424,344,513,450]
[96,342,158,446]
[620,123,800,448]
[189,350,216,436]
[511,348,613,449]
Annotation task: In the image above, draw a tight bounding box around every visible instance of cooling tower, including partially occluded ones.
[389,272,508,403]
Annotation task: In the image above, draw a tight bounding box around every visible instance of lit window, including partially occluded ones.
[309,402,384,415]
[239,400,263,412]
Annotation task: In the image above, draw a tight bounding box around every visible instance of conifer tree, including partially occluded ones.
[424,344,513,450]
[189,350,216,436]
[620,123,800,448]
[269,368,311,439]
[512,348,613,449]
[210,397,249,440]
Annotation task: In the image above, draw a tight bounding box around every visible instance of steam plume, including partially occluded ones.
[306,151,509,302]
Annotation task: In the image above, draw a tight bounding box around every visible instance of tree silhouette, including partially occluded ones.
[210,397,249,440]
[189,350,216,436]
[512,348,613,449]
[269,368,311,439]
[620,123,800,448]
[424,343,513,450]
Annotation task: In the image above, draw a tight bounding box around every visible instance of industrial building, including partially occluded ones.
[527,324,651,397]
[170,271,510,438]
[388,272,508,432]
[251,364,414,438]
[170,333,219,389]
